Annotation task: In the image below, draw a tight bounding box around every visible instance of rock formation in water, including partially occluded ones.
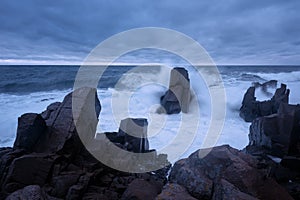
[159,67,191,114]
[240,83,290,122]
[245,102,300,199]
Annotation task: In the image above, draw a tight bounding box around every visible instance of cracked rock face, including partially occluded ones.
[169,145,293,200]
[160,67,191,114]
[240,83,290,122]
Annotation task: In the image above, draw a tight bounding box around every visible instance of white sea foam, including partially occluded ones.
[0,90,70,146]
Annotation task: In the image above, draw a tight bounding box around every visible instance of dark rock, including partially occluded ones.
[66,174,90,200]
[155,183,197,200]
[13,113,46,151]
[281,181,300,200]
[3,154,54,193]
[246,103,300,158]
[169,145,293,199]
[212,179,258,200]
[41,102,61,123]
[160,67,190,114]
[104,132,124,144]
[34,87,100,155]
[51,173,80,198]
[281,156,300,171]
[240,83,290,122]
[6,185,47,200]
[121,179,162,200]
[83,185,119,200]
[118,118,149,153]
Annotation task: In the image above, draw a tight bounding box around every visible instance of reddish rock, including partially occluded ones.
[212,179,258,200]
[156,183,197,200]
[169,145,293,199]
[121,179,163,200]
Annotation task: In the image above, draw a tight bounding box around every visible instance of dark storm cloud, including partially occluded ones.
[0,0,299,64]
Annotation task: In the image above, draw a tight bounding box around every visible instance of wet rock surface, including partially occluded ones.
[246,102,300,199]
[169,145,293,200]
[240,83,290,122]
[160,67,191,114]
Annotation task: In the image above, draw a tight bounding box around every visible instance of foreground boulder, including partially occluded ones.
[156,183,197,200]
[6,185,49,200]
[240,83,290,122]
[168,145,293,199]
[246,103,300,199]
[159,67,191,114]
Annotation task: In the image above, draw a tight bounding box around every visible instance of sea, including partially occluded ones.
[1,65,300,161]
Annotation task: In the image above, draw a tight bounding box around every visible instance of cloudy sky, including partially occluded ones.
[0,0,299,65]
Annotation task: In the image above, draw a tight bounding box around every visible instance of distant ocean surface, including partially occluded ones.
[1,65,300,160]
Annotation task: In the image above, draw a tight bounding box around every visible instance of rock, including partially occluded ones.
[3,154,54,193]
[247,103,300,158]
[121,179,162,200]
[160,67,190,114]
[82,185,119,200]
[281,181,300,200]
[272,84,290,110]
[50,173,80,198]
[240,83,290,122]
[281,156,300,171]
[41,102,61,123]
[169,145,293,199]
[212,179,258,200]
[13,113,46,151]
[155,183,197,200]
[34,87,100,154]
[6,185,47,200]
[118,118,149,153]
[66,174,90,200]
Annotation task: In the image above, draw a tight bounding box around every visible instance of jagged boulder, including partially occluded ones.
[240,83,290,122]
[121,179,163,200]
[169,145,293,199]
[117,118,149,153]
[34,87,101,154]
[160,67,190,114]
[156,183,197,200]
[246,103,300,158]
[13,113,46,152]
[6,185,49,200]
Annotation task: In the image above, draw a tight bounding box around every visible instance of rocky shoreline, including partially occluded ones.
[0,81,299,199]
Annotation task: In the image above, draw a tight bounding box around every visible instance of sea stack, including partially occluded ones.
[160,67,191,114]
[240,82,290,122]
[118,118,149,153]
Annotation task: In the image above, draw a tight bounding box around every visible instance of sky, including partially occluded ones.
[0,0,300,65]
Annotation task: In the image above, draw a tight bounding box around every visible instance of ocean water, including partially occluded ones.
[1,65,300,161]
